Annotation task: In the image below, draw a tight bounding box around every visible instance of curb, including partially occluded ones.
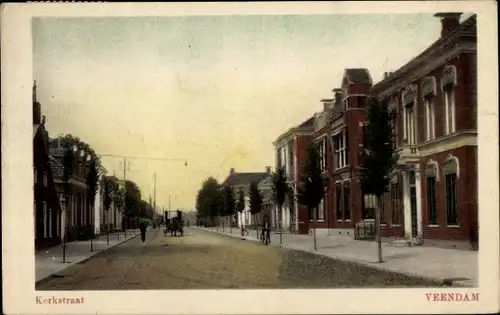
[36,231,142,285]
[196,227,471,287]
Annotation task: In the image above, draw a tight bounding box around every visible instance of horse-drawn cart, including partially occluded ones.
[163,210,184,237]
[164,218,184,236]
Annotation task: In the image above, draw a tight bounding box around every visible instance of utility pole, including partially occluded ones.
[168,195,171,212]
[123,157,127,181]
[153,172,157,210]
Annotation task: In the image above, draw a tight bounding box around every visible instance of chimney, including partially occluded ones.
[265,166,271,174]
[332,88,343,105]
[434,13,462,38]
[230,168,235,175]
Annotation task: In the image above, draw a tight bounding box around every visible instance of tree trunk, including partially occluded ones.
[375,196,383,263]
[313,206,317,251]
[279,205,283,245]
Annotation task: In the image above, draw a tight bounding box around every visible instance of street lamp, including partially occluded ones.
[60,194,68,263]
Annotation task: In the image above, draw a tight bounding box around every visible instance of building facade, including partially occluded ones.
[271,13,477,244]
[222,168,272,228]
[33,82,62,250]
[273,117,314,234]
[372,13,477,242]
[49,139,95,241]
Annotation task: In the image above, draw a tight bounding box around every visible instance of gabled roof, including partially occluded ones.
[222,172,269,187]
[343,68,372,84]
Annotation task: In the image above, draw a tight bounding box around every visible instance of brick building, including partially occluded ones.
[272,13,477,244]
[372,13,477,242]
[273,116,314,234]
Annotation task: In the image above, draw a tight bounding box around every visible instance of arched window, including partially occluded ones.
[443,155,459,226]
[425,159,439,225]
[402,85,418,145]
[421,76,437,141]
[441,65,458,135]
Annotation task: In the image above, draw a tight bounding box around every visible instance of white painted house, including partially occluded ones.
[222,167,272,228]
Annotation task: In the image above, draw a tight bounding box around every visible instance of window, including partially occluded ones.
[425,96,435,140]
[315,137,327,173]
[34,169,37,184]
[343,181,350,220]
[332,129,348,169]
[335,182,342,220]
[405,103,416,145]
[427,177,438,225]
[43,171,47,187]
[343,99,348,111]
[444,86,455,135]
[316,198,325,221]
[43,202,48,238]
[390,183,402,225]
[445,173,459,225]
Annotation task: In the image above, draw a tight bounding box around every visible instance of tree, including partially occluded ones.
[296,143,328,250]
[124,180,142,226]
[222,185,235,232]
[249,181,263,239]
[101,176,116,232]
[235,187,245,228]
[196,177,224,226]
[272,166,289,245]
[358,96,398,262]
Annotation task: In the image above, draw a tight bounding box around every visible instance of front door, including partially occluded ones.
[409,171,418,237]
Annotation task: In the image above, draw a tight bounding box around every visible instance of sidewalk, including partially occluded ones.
[36,229,141,283]
[197,226,478,287]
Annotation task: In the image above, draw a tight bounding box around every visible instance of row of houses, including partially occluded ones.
[33,82,124,250]
[222,13,477,246]
[272,12,478,244]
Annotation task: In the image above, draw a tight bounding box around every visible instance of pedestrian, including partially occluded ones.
[262,216,271,244]
[139,219,147,242]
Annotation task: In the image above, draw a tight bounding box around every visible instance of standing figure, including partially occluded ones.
[139,219,147,242]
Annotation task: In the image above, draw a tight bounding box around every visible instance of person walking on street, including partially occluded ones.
[139,219,147,242]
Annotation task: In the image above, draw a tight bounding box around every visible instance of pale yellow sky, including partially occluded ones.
[32,13,472,210]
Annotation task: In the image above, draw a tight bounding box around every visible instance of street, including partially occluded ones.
[36,228,441,290]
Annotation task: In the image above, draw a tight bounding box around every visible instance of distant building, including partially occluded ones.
[222,167,272,228]
[49,138,95,241]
